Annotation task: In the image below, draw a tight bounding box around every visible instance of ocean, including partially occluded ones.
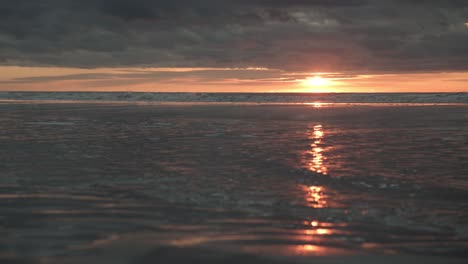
[1,92,468,104]
[1,93,467,263]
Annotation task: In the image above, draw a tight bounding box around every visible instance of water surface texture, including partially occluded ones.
[1,102,468,264]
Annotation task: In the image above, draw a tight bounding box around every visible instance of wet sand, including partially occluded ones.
[1,102,468,263]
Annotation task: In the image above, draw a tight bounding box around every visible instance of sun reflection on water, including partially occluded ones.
[304,185,328,208]
[305,102,326,108]
[292,243,352,256]
[301,124,331,209]
[299,244,321,253]
[304,228,331,236]
[307,124,328,175]
[289,123,351,257]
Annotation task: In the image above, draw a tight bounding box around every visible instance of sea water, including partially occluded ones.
[0,99,467,263]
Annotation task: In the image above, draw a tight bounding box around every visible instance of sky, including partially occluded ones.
[1,0,468,92]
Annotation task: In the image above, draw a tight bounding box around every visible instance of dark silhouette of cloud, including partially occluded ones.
[0,0,467,73]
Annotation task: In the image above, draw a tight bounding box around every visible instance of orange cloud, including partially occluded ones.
[1,66,467,93]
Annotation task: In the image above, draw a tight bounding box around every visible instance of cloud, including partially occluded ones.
[0,0,467,73]
[0,67,307,85]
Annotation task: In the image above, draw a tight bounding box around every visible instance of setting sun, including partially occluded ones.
[300,76,334,92]
[303,76,330,87]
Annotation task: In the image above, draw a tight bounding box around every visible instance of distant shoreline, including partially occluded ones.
[1,92,467,103]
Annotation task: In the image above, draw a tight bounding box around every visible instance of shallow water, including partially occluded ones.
[1,102,468,263]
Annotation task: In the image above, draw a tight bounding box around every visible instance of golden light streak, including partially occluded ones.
[291,244,353,256]
[306,124,328,175]
[303,245,320,252]
[309,102,326,108]
[316,228,330,235]
[305,185,328,208]
[304,228,331,235]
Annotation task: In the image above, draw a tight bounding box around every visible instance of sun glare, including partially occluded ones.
[300,76,334,92]
[303,76,329,87]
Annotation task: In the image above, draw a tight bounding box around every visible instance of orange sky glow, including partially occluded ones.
[0,66,467,93]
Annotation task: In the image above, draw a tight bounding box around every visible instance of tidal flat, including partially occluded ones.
[1,101,467,264]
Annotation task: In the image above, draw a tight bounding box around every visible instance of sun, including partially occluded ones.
[298,75,336,93]
[303,76,330,87]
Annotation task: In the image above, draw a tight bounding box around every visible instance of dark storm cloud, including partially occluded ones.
[1,0,468,73]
